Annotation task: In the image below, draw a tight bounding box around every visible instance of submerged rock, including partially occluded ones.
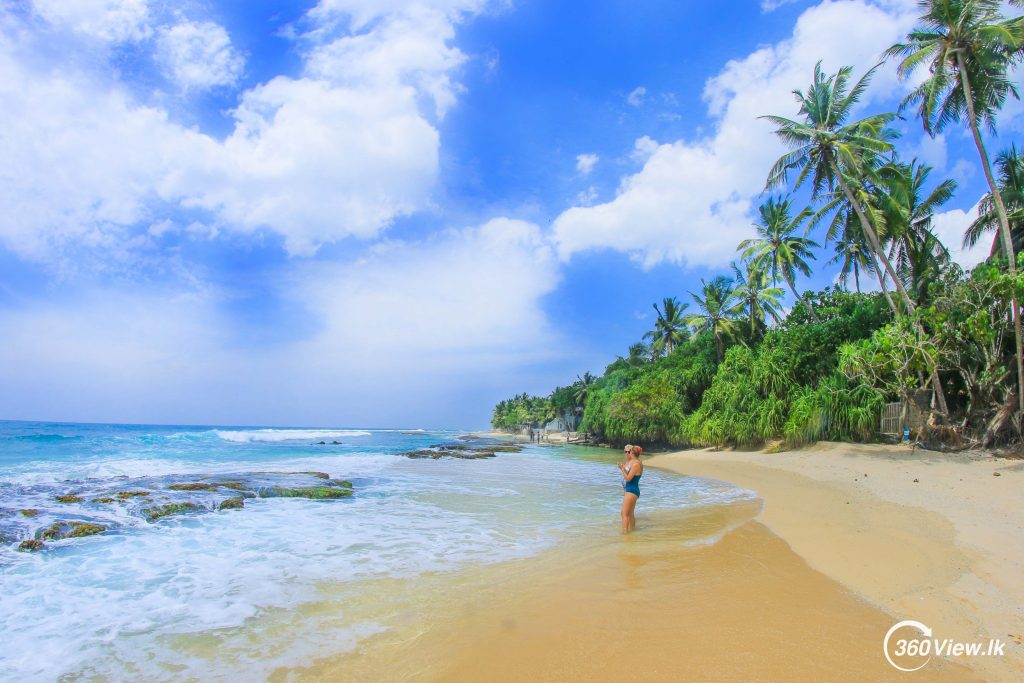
[398,438,523,460]
[258,484,352,499]
[218,496,244,511]
[54,494,83,504]
[40,521,107,540]
[90,497,117,503]
[115,491,150,500]
[18,539,44,552]
[19,509,39,517]
[169,482,220,492]
[143,503,203,522]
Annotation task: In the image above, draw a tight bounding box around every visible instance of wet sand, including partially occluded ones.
[289,498,974,681]
[647,443,1024,681]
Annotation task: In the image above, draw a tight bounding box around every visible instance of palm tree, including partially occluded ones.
[738,196,820,321]
[572,372,596,408]
[685,276,739,363]
[876,159,955,303]
[763,63,950,414]
[643,297,689,358]
[887,0,1024,412]
[730,260,785,337]
[965,145,1024,257]
[826,209,874,292]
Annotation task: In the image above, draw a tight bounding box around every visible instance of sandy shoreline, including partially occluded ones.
[646,442,1024,681]
[286,438,1024,681]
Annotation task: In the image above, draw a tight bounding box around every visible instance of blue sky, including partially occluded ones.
[0,0,1019,428]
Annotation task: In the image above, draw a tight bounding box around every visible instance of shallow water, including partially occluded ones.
[0,421,756,680]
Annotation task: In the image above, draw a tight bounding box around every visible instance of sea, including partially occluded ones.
[0,421,757,680]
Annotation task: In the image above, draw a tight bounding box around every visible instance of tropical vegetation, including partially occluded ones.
[492,1,1024,451]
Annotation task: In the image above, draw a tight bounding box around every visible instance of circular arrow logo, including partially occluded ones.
[884,620,933,672]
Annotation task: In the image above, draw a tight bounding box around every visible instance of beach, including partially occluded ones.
[646,442,1024,681]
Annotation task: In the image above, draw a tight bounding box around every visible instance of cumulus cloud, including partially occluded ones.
[30,0,150,42]
[575,153,598,176]
[625,86,646,107]
[552,0,918,269]
[156,20,244,91]
[931,202,990,270]
[0,0,483,261]
[0,219,562,425]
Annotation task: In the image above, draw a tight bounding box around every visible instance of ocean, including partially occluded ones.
[0,421,757,680]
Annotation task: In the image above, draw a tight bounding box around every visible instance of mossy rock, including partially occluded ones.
[143,502,202,522]
[39,521,107,540]
[19,509,39,517]
[258,485,352,499]
[18,539,44,552]
[115,490,150,499]
[213,481,248,491]
[218,496,244,511]
[55,494,84,504]
[91,497,117,504]
[169,482,220,491]
[255,471,330,479]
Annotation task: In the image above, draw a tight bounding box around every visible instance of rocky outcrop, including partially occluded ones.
[398,437,525,460]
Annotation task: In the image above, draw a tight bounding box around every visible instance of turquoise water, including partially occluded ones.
[0,421,755,680]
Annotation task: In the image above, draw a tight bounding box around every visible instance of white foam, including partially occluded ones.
[213,429,372,443]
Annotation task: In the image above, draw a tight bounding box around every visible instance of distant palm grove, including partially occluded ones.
[492,1,1024,450]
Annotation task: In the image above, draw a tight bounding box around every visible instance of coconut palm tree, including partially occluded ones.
[886,0,1024,411]
[738,196,820,321]
[572,372,596,408]
[730,260,785,337]
[826,209,874,292]
[965,145,1024,257]
[876,159,955,303]
[685,276,739,363]
[643,297,689,358]
[763,63,950,414]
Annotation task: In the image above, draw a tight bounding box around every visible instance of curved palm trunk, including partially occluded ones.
[835,168,950,415]
[786,278,819,321]
[957,52,1024,419]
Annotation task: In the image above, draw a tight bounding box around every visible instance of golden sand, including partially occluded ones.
[287,495,974,681]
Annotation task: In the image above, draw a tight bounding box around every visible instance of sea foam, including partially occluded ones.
[213,429,372,443]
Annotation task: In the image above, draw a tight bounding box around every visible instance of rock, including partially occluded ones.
[258,485,352,500]
[913,478,919,483]
[316,441,326,445]
[143,503,203,522]
[19,509,39,517]
[218,496,245,510]
[254,471,331,480]
[39,521,106,540]
[54,494,83,504]
[331,441,343,445]
[18,539,44,552]
[115,490,150,499]
[994,471,1002,477]
[91,497,117,503]
[169,482,220,491]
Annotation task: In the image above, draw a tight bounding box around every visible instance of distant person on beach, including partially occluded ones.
[617,444,643,534]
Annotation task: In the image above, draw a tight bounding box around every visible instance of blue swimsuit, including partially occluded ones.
[622,463,641,497]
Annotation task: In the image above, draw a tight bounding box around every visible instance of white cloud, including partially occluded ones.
[0,219,562,425]
[31,0,150,42]
[0,0,483,261]
[762,0,801,11]
[575,153,599,176]
[932,202,990,270]
[552,0,918,270]
[626,86,646,107]
[156,20,244,91]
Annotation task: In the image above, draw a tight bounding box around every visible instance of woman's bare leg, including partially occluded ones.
[621,493,638,534]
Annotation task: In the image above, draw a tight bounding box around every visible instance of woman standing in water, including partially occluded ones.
[617,444,643,534]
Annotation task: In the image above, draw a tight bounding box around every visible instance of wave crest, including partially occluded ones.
[214,429,371,443]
